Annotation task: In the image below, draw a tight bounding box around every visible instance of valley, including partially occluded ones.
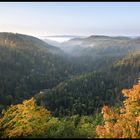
[0,32,140,138]
[1,2,140,138]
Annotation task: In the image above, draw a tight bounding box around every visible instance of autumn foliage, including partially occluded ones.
[0,98,51,138]
[96,79,140,138]
[2,78,140,138]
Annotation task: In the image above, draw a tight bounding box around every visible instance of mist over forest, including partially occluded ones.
[1,2,140,138]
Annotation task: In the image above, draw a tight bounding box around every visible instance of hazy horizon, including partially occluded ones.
[39,34,139,42]
[0,31,139,43]
[1,3,140,138]
[1,2,140,37]
[1,31,139,43]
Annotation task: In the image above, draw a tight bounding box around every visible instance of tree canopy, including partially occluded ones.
[96,78,140,138]
[0,98,51,138]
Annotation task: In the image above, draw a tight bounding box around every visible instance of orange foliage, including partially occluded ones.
[96,79,140,138]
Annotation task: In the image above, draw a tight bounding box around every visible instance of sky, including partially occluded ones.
[0,2,140,37]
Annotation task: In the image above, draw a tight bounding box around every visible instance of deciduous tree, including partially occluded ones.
[96,78,140,138]
[0,97,51,138]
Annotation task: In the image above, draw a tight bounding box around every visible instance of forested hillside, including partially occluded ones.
[0,33,124,109]
[1,33,140,138]
[1,79,140,138]
[59,35,140,57]
[35,72,119,116]
[0,33,82,108]
[35,51,140,117]
[1,1,140,138]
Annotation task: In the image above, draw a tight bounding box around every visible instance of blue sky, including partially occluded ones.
[0,2,140,37]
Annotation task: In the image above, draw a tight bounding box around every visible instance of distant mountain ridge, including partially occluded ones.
[0,32,78,108]
[43,35,140,57]
[0,32,64,55]
[54,35,140,57]
[40,35,85,38]
[1,32,140,118]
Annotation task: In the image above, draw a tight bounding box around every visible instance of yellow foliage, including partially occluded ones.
[0,97,51,138]
[96,79,140,138]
